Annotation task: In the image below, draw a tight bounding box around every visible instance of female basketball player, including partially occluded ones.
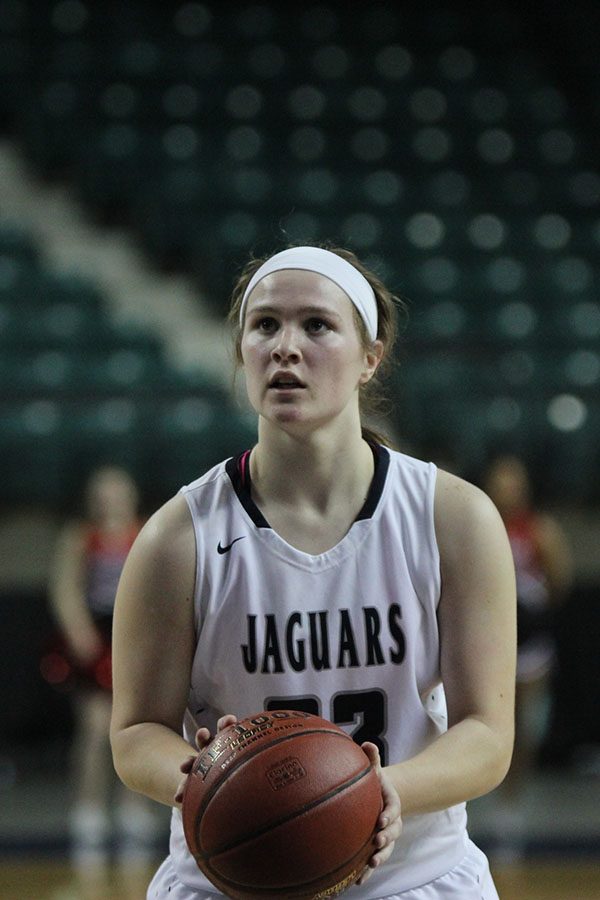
[110,245,516,899]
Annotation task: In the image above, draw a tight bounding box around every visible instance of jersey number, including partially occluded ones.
[264,689,387,765]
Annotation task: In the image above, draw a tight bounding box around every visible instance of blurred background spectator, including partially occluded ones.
[482,455,573,860]
[46,466,159,896]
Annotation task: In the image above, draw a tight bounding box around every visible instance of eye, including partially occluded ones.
[305,317,330,334]
[256,316,278,333]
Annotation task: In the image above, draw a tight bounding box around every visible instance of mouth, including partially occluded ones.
[268,374,305,390]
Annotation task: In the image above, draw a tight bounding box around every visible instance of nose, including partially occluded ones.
[271,326,301,363]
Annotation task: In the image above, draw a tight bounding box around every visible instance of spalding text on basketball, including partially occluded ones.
[194,710,312,780]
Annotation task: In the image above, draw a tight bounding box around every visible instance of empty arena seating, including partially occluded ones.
[0,1,598,503]
[0,223,256,505]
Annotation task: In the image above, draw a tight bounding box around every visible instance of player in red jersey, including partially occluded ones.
[50,466,159,888]
[484,455,572,856]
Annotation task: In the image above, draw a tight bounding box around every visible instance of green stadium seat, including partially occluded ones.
[0,401,68,504]
[152,400,257,494]
[0,225,39,262]
[1,1,598,505]
[65,398,151,483]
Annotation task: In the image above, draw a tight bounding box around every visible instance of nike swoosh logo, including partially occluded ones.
[217,536,246,554]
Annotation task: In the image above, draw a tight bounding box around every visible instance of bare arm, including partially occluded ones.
[49,523,102,664]
[386,469,517,817]
[110,494,198,807]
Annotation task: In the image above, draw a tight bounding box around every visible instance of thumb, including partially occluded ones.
[361,741,382,773]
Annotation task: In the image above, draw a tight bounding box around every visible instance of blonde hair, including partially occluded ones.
[227,243,406,447]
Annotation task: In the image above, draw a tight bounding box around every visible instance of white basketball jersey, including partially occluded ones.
[169,445,468,897]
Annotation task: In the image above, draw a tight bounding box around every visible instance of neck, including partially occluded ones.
[251,419,374,511]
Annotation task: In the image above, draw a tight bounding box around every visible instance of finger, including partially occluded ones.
[361,741,382,773]
[380,810,402,841]
[174,777,189,805]
[379,804,400,832]
[368,842,396,870]
[179,754,197,774]
[217,714,238,731]
[366,827,399,870]
[195,727,212,749]
[355,864,374,887]
[379,783,401,830]
[374,829,389,850]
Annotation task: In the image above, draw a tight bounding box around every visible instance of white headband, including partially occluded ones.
[239,246,379,341]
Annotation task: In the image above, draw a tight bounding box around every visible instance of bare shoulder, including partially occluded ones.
[434,468,510,561]
[434,470,516,636]
[136,493,193,552]
[122,493,195,590]
[435,467,501,526]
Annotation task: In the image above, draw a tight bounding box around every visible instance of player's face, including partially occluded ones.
[241,270,380,433]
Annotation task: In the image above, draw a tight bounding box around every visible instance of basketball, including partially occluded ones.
[182,709,382,900]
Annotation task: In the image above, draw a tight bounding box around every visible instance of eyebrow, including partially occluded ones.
[246,303,342,319]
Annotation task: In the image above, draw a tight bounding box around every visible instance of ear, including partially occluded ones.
[359,339,384,384]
